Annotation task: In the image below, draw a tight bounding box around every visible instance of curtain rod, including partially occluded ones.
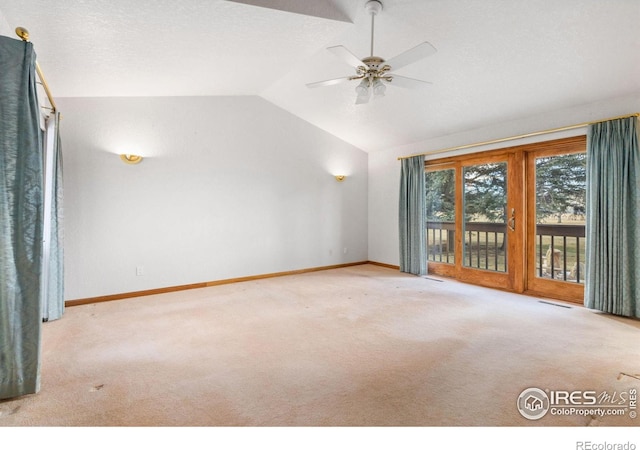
[397,112,640,161]
[15,27,57,113]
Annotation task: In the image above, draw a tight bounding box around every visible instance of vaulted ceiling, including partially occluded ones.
[1,0,639,152]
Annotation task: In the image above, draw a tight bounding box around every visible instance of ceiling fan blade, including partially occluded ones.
[387,74,433,90]
[306,76,355,89]
[327,45,365,68]
[385,41,437,71]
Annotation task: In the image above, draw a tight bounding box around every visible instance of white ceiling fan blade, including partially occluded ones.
[387,74,433,90]
[306,76,355,89]
[385,41,437,71]
[327,45,365,68]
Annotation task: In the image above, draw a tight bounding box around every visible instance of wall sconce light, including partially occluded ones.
[120,154,143,165]
[335,175,346,182]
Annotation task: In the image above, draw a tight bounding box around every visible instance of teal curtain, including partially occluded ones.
[0,36,44,399]
[585,116,640,318]
[399,155,427,275]
[42,112,64,322]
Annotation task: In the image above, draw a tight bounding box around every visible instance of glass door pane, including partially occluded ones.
[425,168,456,264]
[534,153,586,283]
[463,162,508,272]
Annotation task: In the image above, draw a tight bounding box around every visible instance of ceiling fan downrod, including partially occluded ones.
[365,0,383,57]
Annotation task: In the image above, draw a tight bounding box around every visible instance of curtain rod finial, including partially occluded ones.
[15,27,30,42]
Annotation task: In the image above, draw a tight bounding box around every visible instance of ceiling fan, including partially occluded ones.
[306,0,437,104]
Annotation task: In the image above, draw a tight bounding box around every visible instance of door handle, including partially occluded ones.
[508,208,515,231]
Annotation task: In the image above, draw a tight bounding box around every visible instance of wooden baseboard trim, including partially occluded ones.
[66,261,370,307]
[65,282,209,307]
[367,260,400,270]
[204,261,369,287]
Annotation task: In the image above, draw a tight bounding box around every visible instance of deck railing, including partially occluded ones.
[426,221,455,263]
[463,222,507,272]
[535,224,585,283]
[426,221,586,283]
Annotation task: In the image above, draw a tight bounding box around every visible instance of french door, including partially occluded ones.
[525,139,587,302]
[425,136,586,303]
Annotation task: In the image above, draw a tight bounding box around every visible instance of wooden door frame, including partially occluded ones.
[523,136,586,303]
[426,150,524,292]
[425,163,458,279]
[425,135,586,303]
[457,152,521,292]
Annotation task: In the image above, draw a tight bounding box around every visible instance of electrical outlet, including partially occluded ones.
[343,247,348,254]
[136,266,144,276]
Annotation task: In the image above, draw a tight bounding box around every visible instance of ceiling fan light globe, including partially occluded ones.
[373,79,386,97]
[355,85,369,96]
[355,79,370,96]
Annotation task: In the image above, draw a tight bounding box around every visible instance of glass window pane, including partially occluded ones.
[534,153,586,283]
[463,162,507,272]
[425,169,455,264]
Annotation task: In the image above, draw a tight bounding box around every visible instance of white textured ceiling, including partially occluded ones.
[1,0,639,152]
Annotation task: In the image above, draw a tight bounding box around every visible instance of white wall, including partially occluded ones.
[368,93,640,266]
[59,96,368,300]
[0,8,12,36]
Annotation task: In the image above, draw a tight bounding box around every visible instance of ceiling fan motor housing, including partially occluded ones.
[362,56,385,69]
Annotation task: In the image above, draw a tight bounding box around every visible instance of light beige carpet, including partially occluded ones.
[1,264,639,427]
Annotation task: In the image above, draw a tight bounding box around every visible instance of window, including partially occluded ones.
[426,168,455,264]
